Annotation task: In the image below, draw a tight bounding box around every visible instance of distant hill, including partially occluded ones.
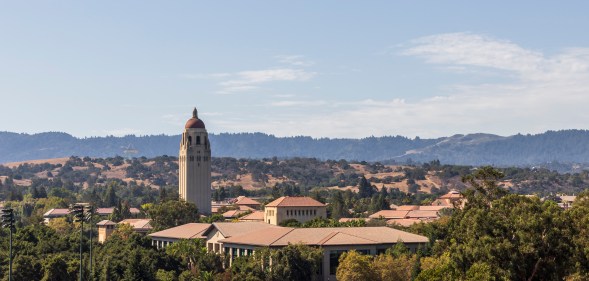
[1,130,589,167]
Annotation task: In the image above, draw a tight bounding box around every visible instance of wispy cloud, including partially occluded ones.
[275,55,315,67]
[217,68,316,94]
[213,33,589,138]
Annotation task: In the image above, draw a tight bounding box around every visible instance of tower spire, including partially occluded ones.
[192,107,198,119]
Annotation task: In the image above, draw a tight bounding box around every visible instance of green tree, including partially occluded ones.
[147,200,199,231]
[41,254,76,281]
[336,250,377,281]
[357,176,375,199]
[268,244,322,281]
[442,167,573,280]
[104,184,118,207]
[10,255,43,281]
[372,254,415,281]
[166,239,222,276]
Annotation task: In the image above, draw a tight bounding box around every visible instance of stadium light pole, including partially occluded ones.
[71,204,85,281]
[85,205,95,278]
[2,208,15,281]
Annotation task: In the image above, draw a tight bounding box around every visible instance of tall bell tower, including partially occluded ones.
[179,107,211,214]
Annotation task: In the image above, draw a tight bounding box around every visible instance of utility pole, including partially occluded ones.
[1,208,16,281]
[71,204,85,281]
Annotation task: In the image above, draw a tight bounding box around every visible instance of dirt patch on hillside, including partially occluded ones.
[3,157,69,168]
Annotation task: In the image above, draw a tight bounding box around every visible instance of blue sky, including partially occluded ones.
[2,1,589,138]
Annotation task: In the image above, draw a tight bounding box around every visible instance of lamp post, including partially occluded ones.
[1,208,15,281]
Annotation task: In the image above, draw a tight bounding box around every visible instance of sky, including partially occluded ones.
[1,1,589,139]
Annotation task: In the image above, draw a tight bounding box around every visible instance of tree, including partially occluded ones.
[268,244,322,281]
[11,255,43,281]
[357,176,375,199]
[41,254,76,281]
[329,191,348,220]
[566,190,589,278]
[166,239,222,276]
[442,167,573,280]
[104,184,118,207]
[415,252,459,281]
[148,200,199,231]
[336,250,377,281]
[372,254,415,281]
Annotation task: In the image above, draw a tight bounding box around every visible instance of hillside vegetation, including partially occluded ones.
[3,130,589,169]
[1,156,588,206]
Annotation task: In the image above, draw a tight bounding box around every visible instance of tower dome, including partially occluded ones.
[185,107,205,129]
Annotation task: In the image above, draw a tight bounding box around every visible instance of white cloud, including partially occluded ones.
[275,55,315,67]
[212,33,589,138]
[217,68,316,94]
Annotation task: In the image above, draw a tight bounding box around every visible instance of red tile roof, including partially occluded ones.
[239,211,265,222]
[222,210,248,218]
[43,208,70,217]
[97,220,116,226]
[265,196,326,207]
[220,226,429,246]
[119,219,152,230]
[369,210,409,219]
[148,223,212,239]
[235,196,261,206]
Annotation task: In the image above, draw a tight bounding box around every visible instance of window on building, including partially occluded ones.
[188,136,192,145]
[329,250,348,275]
[196,136,201,145]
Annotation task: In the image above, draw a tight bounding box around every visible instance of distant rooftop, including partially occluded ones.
[234,196,261,206]
[239,211,264,221]
[119,219,152,231]
[148,223,212,239]
[220,226,428,247]
[266,196,326,207]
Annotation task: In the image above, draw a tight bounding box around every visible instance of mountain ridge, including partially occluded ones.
[1,130,589,166]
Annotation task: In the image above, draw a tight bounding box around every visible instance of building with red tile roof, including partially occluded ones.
[264,196,327,225]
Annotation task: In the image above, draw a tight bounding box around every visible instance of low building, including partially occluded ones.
[220,226,428,281]
[97,220,116,243]
[96,207,142,217]
[264,196,327,225]
[43,208,70,223]
[97,219,153,243]
[233,196,262,210]
[238,211,264,222]
[119,219,152,234]
[369,209,441,223]
[148,220,428,281]
[558,195,576,209]
[149,223,212,249]
[432,190,464,207]
[369,210,409,219]
[203,222,279,253]
[222,209,249,219]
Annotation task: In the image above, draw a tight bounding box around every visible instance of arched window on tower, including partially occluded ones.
[196,136,201,145]
[188,136,192,146]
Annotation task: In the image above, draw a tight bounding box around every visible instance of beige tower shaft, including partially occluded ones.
[179,108,212,214]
